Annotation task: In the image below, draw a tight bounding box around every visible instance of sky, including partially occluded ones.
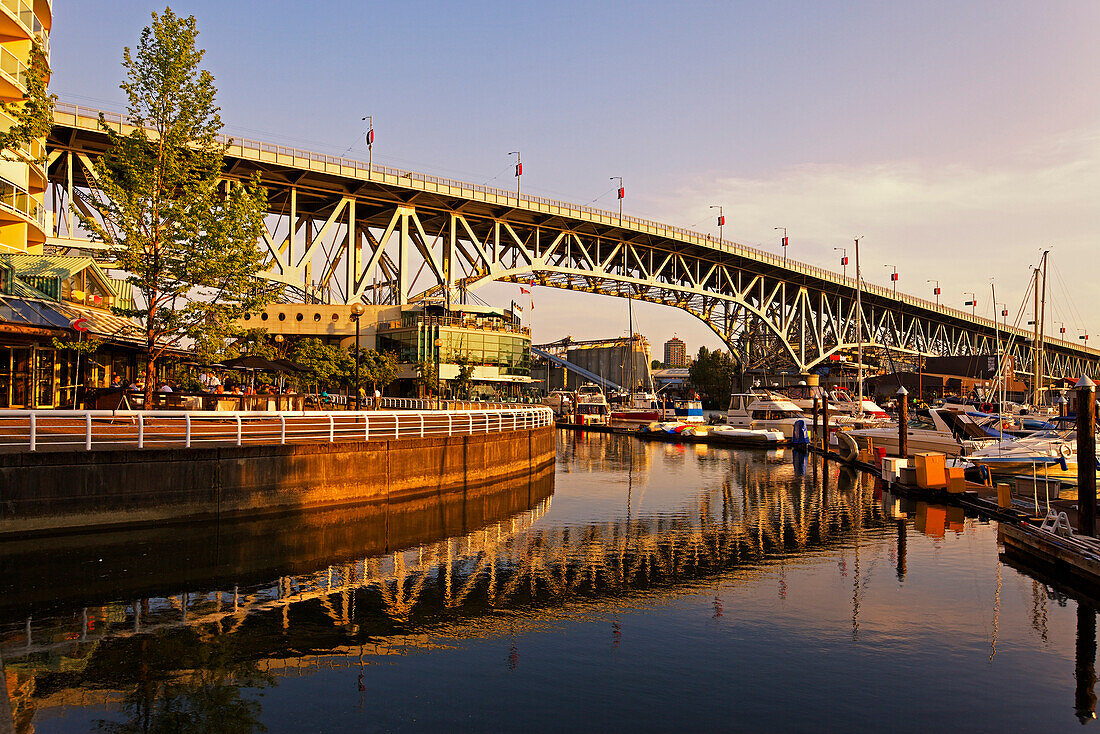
[49,1,1100,357]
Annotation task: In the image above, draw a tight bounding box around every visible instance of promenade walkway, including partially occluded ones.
[0,404,553,454]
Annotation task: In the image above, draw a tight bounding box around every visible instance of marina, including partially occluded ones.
[4,431,1100,732]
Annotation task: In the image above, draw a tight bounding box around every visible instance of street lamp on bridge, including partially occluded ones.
[927,279,941,306]
[1056,321,1067,341]
[833,247,848,280]
[774,227,788,264]
[361,115,374,172]
[509,151,522,200]
[710,205,724,242]
[964,293,977,317]
[884,264,898,297]
[611,177,624,224]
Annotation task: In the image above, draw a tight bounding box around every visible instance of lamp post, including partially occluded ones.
[434,329,443,403]
[774,227,788,264]
[509,151,522,200]
[834,247,848,280]
[611,177,624,224]
[274,334,286,394]
[964,293,977,317]
[1057,321,1067,342]
[351,303,365,409]
[884,264,898,298]
[927,279,940,306]
[710,205,724,242]
[1081,329,1090,349]
[362,115,374,172]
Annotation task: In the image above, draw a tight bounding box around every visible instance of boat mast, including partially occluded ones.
[992,280,1003,442]
[855,237,863,409]
[1038,249,1049,407]
[627,298,634,395]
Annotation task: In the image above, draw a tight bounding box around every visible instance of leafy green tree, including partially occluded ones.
[651,359,664,370]
[0,40,53,162]
[688,346,739,407]
[414,359,438,397]
[451,354,475,399]
[291,338,351,391]
[78,8,277,405]
[359,349,398,395]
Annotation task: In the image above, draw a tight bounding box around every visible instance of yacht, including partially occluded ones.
[726,390,809,441]
[611,391,662,431]
[778,384,889,427]
[847,409,998,458]
[574,383,611,426]
[660,397,705,424]
[966,417,1086,480]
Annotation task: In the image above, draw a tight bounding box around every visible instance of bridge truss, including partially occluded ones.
[46,103,1099,380]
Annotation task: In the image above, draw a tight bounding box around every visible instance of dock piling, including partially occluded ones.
[896,387,909,459]
[1077,376,1096,536]
[812,397,819,447]
[822,399,829,451]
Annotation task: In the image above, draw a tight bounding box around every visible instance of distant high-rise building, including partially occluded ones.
[664,336,687,367]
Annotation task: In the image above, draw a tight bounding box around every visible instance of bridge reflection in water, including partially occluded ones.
[1,434,1096,731]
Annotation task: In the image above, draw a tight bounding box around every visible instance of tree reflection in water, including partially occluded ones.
[94,631,273,734]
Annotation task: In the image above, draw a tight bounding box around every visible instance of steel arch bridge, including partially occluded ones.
[45,102,1100,379]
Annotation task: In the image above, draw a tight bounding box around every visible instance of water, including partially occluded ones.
[2,431,1096,732]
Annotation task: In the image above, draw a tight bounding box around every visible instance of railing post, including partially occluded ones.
[137,414,144,449]
[329,414,335,443]
[184,414,191,448]
[85,413,92,451]
[235,415,242,446]
[468,413,473,435]
[280,415,286,444]
[28,412,35,451]
[448,412,453,437]
[420,413,424,438]
[395,415,400,440]
[364,415,369,441]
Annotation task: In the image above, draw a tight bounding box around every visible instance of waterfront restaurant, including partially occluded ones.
[242,300,533,399]
[0,254,146,408]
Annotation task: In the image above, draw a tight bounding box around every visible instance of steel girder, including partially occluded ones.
[46,104,1100,379]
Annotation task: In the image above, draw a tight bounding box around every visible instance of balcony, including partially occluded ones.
[377,315,531,337]
[0,0,48,58]
[0,174,45,237]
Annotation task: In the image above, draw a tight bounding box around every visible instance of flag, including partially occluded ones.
[617,187,625,199]
[515,162,522,177]
[366,128,374,146]
[513,303,523,313]
[520,287,530,294]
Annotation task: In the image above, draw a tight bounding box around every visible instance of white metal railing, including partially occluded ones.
[0,406,553,452]
[51,102,1099,358]
[0,175,44,229]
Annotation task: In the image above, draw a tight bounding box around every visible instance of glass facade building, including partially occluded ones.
[376,312,531,378]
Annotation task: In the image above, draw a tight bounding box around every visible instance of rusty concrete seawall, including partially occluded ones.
[0,426,556,537]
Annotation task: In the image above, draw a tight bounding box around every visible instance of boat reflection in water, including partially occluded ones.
[1,433,1097,732]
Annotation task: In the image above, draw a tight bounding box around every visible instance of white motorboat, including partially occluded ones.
[726,390,809,441]
[847,409,998,458]
[573,383,611,426]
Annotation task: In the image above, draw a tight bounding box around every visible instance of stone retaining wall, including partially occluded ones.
[0,426,555,536]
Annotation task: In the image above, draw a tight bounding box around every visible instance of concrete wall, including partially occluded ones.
[0,463,554,613]
[0,427,555,537]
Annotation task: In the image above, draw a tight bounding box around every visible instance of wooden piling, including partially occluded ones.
[1077,376,1096,537]
[812,397,819,447]
[822,398,830,451]
[897,387,909,459]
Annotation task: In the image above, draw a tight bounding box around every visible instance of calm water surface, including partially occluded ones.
[2,431,1096,732]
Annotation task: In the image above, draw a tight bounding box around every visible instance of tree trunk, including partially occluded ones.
[143,354,156,409]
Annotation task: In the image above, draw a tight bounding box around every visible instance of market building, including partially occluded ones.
[240,299,533,399]
[0,254,146,408]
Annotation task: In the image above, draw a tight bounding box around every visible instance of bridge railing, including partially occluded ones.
[0,406,554,453]
[52,103,1097,358]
